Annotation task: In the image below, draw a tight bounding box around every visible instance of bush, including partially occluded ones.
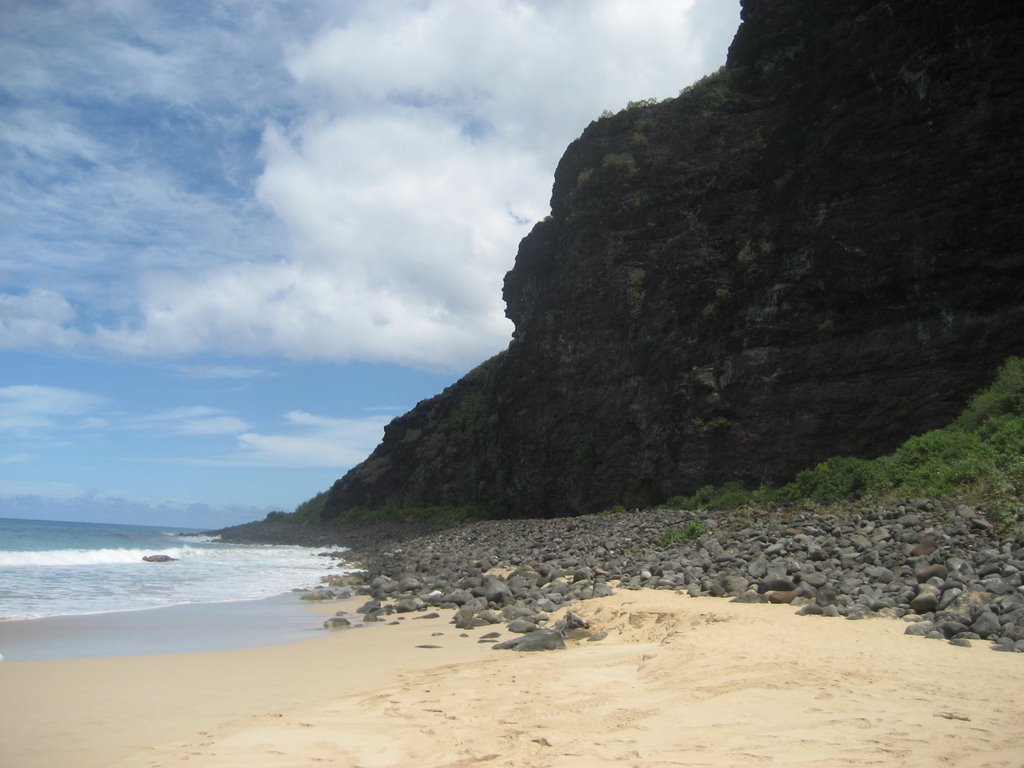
[657,521,708,546]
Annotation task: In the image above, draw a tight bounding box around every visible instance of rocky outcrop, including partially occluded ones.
[324,0,1024,521]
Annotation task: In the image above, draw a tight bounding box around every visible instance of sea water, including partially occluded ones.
[0,516,346,621]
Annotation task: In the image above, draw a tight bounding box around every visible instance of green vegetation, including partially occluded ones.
[657,520,708,546]
[737,240,757,264]
[666,357,1024,529]
[291,490,329,522]
[679,66,733,114]
[601,152,637,173]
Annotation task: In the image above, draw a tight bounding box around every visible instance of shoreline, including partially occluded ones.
[2,591,1021,767]
[4,498,1022,766]
[0,591,328,661]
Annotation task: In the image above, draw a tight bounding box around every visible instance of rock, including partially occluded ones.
[910,538,940,558]
[484,578,510,605]
[513,629,566,652]
[555,611,589,632]
[394,597,425,613]
[800,571,829,589]
[915,564,948,583]
[910,591,939,614]
[796,603,826,616]
[732,589,767,604]
[453,607,480,630]
[300,589,336,601]
[508,619,539,634]
[759,575,797,593]
[970,611,1002,639]
[904,621,937,637]
[720,575,750,595]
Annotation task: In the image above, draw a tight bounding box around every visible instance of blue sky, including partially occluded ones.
[1,0,740,528]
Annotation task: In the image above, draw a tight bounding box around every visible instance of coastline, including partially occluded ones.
[0,591,325,661]
[4,499,1022,766]
[2,591,1022,768]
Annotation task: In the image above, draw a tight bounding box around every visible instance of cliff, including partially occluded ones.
[323,0,1024,521]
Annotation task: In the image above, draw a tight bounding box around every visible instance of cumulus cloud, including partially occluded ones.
[3,0,740,370]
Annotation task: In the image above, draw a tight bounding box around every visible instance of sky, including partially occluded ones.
[1,0,741,528]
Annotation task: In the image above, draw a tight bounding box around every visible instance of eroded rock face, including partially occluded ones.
[324,0,1024,521]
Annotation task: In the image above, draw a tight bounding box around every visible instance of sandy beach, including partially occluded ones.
[2,590,1022,768]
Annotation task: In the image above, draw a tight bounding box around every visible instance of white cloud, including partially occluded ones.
[0,290,82,349]
[172,363,273,380]
[3,0,740,370]
[235,410,391,468]
[0,384,103,433]
[143,406,250,436]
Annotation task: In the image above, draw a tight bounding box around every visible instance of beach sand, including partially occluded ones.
[2,591,1022,768]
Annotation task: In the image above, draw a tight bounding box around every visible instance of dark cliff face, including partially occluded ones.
[324,0,1024,521]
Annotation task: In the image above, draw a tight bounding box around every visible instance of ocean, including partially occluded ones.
[0,516,346,621]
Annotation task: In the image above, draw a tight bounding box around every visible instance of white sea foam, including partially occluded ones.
[0,546,200,567]
[0,518,352,620]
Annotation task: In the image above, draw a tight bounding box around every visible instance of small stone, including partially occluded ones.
[915,564,948,583]
[910,537,939,557]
